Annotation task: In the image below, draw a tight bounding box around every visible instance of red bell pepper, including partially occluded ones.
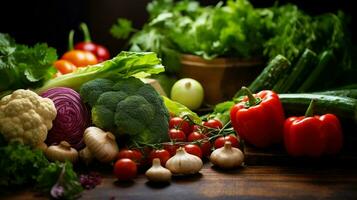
[230,87,285,148]
[74,23,110,62]
[284,100,343,157]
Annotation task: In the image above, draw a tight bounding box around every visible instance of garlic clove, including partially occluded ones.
[145,158,172,182]
[165,147,203,175]
[210,141,244,169]
[45,141,78,163]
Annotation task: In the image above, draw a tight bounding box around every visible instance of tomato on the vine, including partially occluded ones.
[203,119,223,129]
[169,117,193,136]
[148,149,171,166]
[117,149,143,165]
[187,131,212,157]
[113,158,137,181]
[168,128,186,142]
[184,144,202,158]
[199,139,212,157]
[187,131,206,142]
[214,135,240,149]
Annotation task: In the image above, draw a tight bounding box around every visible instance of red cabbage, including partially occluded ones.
[41,87,90,150]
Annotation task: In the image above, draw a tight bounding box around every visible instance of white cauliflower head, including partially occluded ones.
[0,89,57,147]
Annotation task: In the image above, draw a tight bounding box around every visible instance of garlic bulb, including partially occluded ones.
[45,141,78,163]
[210,141,244,169]
[79,127,119,163]
[146,158,172,182]
[165,147,202,175]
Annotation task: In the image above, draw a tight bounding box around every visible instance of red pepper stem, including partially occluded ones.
[68,30,75,50]
[305,99,316,117]
[241,86,257,106]
[80,23,92,42]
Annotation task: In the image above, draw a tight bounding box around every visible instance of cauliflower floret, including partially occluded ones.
[0,89,57,147]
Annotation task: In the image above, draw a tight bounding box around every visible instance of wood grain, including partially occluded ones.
[4,163,357,200]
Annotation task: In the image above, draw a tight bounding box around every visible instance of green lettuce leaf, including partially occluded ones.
[36,51,165,94]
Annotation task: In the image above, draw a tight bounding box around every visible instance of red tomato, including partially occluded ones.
[117,149,143,165]
[149,149,171,166]
[203,119,223,129]
[168,128,186,142]
[169,117,193,136]
[187,131,206,142]
[200,140,212,157]
[187,132,212,157]
[184,144,202,158]
[214,135,240,149]
[113,158,137,181]
[192,125,203,133]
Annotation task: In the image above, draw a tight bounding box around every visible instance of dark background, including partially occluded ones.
[0,0,354,56]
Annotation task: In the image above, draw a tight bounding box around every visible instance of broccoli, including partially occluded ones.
[79,78,115,107]
[80,77,170,145]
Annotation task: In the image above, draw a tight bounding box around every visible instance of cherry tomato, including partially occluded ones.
[184,144,202,158]
[169,117,193,136]
[168,128,186,142]
[149,149,171,166]
[117,149,143,165]
[214,135,240,149]
[203,119,223,129]
[187,131,206,142]
[113,158,137,181]
[62,50,98,67]
[187,132,212,157]
[199,140,212,157]
[54,60,77,74]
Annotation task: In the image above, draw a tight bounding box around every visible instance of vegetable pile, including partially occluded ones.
[0,0,355,198]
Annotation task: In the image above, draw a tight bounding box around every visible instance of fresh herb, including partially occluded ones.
[36,161,83,200]
[0,143,49,189]
[0,33,57,94]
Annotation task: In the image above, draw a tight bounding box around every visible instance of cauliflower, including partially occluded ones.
[0,89,57,147]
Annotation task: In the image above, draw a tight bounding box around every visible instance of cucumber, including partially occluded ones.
[234,55,290,97]
[279,93,357,125]
[297,50,335,92]
[277,49,318,93]
[313,89,357,99]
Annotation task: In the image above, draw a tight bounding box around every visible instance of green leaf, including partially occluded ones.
[110,18,136,40]
[162,96,201,124]
[36,51,165,94]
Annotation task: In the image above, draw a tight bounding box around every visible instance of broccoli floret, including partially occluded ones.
[115,95,155,136]
[112,78,143,94]
[92,91,128,131]
[79,78,114,107]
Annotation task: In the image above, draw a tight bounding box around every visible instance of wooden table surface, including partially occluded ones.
[5,161,357,200]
